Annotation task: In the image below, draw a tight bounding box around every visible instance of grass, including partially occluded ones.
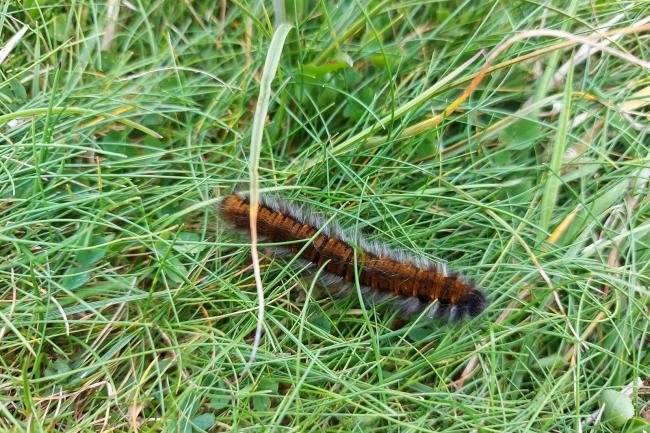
[1,1,649,432]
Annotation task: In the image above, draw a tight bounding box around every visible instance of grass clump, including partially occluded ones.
[0,1,648,432]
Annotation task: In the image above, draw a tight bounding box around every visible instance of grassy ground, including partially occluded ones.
[1,1,649,432]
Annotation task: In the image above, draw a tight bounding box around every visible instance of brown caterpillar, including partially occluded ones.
[218,193,487,322]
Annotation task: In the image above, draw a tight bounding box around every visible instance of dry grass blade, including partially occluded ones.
[241,22,293,376]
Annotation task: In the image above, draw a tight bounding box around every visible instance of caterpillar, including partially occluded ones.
[218,193,487,322]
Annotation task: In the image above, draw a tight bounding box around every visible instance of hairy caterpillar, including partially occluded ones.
[219,193,487,322]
